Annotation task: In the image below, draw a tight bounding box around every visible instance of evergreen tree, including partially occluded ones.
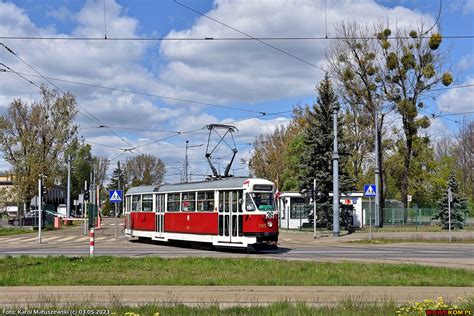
[433,175,468,229]
[109,161,125,191]
[108,161,126,216]
[299,75,354,230]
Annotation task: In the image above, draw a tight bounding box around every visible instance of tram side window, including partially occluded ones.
[219,191,231,212]
[197,191,214,211]
[142,194,153,212]
[233,191,243,213]
[156,194,165,212]
[126,196,131,213]
[167,193,180,212]
[132,195,141,212]
[182,192,196,212]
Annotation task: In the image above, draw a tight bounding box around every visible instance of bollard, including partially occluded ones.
[89,228,95,257]
[97,215,101,229]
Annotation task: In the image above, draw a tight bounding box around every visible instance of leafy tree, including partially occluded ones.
[384,135,449,207]
[433,175,468,229]
[376,25,452,217]
[0,86,78,208]
[298,75,354,230]
[250,122,301,191]
[124,154,166,186]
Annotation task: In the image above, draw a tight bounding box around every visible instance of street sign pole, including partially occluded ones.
[369,197,372,241]
[109,190,123,243]
[115,202,118,243]
[364,184,376,241]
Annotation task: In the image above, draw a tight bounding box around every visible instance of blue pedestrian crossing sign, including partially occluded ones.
[109,190,123,203]
[364,184,376,197]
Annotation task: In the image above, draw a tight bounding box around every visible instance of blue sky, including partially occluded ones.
[0,0,473,182]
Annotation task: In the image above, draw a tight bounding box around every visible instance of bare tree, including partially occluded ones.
[455,120,474,202]
[93,156,110,189]
[327,22,389,226]
[376,24,452,215]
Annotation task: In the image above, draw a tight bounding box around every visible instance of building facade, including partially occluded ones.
[278,192,364,229]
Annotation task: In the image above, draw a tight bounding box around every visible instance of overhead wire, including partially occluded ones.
[0,63,40,88]
[1,70,267,115]
[0,43,141,154]
[173,0,327,74]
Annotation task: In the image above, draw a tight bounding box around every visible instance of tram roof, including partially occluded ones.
[126,177,262,195]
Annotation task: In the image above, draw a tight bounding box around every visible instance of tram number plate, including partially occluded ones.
[265,211,274,219]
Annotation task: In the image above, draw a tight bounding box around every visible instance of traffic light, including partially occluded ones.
[84,190,90,201]
[41,185,47,197]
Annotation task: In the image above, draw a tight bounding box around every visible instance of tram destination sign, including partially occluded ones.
[253,184,273,191]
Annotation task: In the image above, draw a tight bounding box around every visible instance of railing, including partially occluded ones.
[363,207,471,226]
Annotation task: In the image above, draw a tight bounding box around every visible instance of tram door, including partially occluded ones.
[218,190,243,243]
[155,194,165,237]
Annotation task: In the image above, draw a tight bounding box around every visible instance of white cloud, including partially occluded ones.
[437,77,474,113]
[158,0,434,104]
[0,0,439,178]
[464,0,474,14]
[457,53,474,72]
[47,6,76,22]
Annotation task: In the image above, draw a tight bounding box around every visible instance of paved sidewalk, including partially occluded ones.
[1,286,472,307]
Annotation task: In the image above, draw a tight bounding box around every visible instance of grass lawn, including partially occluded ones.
[1,256,473,287]
[0,227,33,236]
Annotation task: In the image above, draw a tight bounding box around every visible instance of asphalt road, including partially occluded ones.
[1,218,473,269]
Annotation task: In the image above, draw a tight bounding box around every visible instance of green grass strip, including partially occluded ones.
[1,256,473,286]
[0,227,33,236]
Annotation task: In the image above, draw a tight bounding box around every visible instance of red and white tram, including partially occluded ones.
[124,177,278,248]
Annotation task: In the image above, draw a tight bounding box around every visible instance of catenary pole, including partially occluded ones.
[375,110,380,227]
[332,103,340,237]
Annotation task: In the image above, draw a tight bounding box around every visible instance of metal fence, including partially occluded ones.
[363,207,470,226]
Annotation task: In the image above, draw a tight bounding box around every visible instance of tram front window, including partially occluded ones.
[246,192,274,211]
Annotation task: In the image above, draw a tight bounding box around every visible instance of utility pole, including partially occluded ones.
[332,103,340,237]
[374,110,380,227]
[66,154,71,218]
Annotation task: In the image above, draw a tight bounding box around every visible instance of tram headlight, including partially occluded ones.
[267,221,273,228]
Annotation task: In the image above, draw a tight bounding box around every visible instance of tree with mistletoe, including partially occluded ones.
[433,175,468,229]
